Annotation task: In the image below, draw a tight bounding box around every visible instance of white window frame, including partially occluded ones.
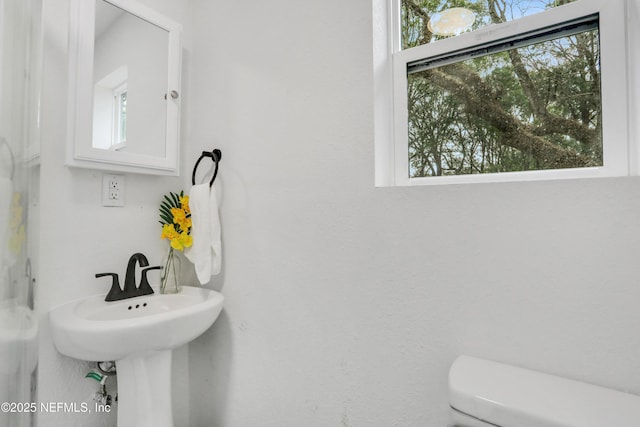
[112,82,127,147]
[374,0,631,186]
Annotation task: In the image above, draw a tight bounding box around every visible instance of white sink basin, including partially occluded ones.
[50,286,223,361]
[49,286,224,427]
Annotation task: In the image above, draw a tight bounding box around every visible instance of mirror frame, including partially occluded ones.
[66,0,182,175]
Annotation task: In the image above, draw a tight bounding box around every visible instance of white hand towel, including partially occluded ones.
[184,184,222,284]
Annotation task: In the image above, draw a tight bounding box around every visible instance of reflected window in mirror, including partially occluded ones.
[93,65,128,150]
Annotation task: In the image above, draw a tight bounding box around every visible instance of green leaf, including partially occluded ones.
[160,204,173,215]
[160,208,171,219]
[159,213,173,225]
[159,205,172,217]
[160,190,188,226]
[164,195,177,208]
[170,192,180,206]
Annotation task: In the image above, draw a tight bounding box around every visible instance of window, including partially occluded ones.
[112,82,127,150]
[92,65,128,151]
[375,0,630,186]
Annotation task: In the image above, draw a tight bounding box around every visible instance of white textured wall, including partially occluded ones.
[185,0,640,426]
[37,0,193,425]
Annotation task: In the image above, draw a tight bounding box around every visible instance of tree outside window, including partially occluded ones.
[401,0,602,178]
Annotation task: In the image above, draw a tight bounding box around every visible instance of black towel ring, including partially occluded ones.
[192,149,222,187]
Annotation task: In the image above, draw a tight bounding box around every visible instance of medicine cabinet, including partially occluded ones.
[66,0,182,175]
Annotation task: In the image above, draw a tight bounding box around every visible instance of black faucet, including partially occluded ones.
[96,253,162,302]
[124,253,150,295]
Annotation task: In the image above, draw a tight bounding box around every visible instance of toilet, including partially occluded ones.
[448,355,640,427]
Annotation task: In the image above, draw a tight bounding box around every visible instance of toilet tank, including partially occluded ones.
[449,355,640,427]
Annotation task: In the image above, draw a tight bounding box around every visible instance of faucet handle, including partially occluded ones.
[138,266,162,296]
[96,273,123,302]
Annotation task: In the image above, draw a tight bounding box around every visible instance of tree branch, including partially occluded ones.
[423,65,598,168]
[403,0,432,46]
[487,0,598,148]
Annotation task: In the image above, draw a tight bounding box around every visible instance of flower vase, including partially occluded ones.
[160,247,181,294]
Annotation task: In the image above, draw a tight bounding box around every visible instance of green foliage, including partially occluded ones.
[159,191,184,227]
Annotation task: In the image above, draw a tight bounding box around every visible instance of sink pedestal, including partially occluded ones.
[49,286,224,427]
[116,350,173,427]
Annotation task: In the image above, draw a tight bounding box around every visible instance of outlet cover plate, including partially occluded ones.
[102,174,125,207]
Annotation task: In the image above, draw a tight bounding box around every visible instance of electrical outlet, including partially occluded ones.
[102,174,125,207]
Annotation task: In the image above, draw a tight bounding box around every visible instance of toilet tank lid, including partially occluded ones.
[449,355,640,427]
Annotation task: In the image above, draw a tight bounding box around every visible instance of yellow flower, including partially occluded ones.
[170,207,192,232]
[160,191,192,251]
[9,225,25,254]
[171,207,186,224]
[170,231,193,251]
[180,216,192,230]
[10,193,23,229]
[179,231,193,248]
[8,192,25,254]
[161,223,179,241]
[180,195,190,214]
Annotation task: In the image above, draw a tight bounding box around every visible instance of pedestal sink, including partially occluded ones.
[49,286,224,427]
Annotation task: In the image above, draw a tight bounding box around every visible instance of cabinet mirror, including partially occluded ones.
[67,0,182,175]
